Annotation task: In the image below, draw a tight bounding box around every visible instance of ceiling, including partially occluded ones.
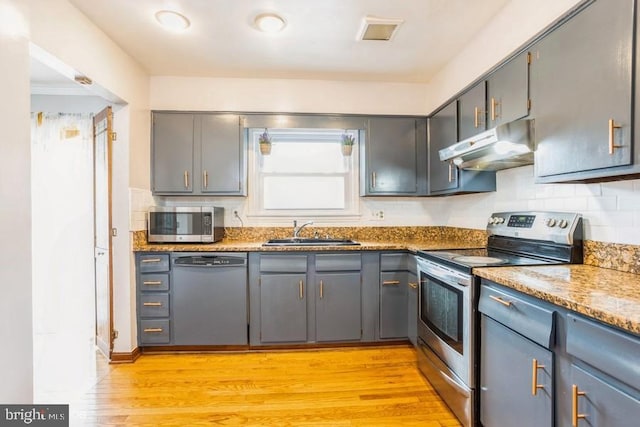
[67,0,511,83]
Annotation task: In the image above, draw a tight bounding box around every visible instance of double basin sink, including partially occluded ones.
[262,238,360,247]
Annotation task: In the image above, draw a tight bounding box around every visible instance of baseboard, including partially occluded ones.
[110,346,141,364]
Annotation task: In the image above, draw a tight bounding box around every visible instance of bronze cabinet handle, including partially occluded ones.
[531,358,545,396]
[572,384,587,426]
[489,294,512,307]
[608,119,623,154]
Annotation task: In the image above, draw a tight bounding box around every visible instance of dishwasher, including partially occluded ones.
[171,253,248,346]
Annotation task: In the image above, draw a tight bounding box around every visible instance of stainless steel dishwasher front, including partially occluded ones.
[171,253,248,345]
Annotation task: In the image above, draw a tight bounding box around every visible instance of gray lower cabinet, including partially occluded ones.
[558,313,640,427]
[315,272,361,342]
[531,0,635,182]
[407,270,418,347]
[259,273,308,343]
[136,252,249,347]
[250,252,363,345]
[479,283,554,427]
[379,253,409,339]
[480,316,553,427]
[361,117,427,196]
[480,280,640,427]
[428,101,496,196]
[137,253,172,345]
[151,112,246,195]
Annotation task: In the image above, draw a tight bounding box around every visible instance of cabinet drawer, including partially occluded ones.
[315,253,361,271]
[140,294,170,318]
[139,319,170,344]
[138,254,170,273]
[380,253,410,271]
[567,314,640,391]
[140,273,169,291]
[260,254,307,273]
[479,284,555,348]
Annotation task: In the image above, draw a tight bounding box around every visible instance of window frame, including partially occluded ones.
[246,127,361,219]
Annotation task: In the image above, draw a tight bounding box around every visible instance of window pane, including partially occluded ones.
[262,141,346,173]
[263,176,345,210]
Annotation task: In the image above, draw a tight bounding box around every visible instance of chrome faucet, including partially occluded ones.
[293,220,314,238]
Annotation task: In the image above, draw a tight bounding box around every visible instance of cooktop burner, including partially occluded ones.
[452,255,506,265]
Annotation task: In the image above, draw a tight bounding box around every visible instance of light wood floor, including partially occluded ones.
[72,345,461,426]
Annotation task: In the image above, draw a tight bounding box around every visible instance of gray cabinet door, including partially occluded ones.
[531,0,633,179]
[379,271,408,339]
[429,102,458,193]
[259,273,307,343]
[315,272,361,342]
[564,364,640,427]
[486,50,530,128]
[152,113,194,193]
[199,114,246,195]
[480,316,553,427]
[407,272,418,347]
[458,82,486,140]
[364,117,427,195]
[172,264,248,345]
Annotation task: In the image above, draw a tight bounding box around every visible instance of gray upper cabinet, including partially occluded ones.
[486,50,530,128]
[428,101,496,195]
[458,81,486,140]
[152,113,194,193]
[362,117,427,196]
[429,102,458,193]
[151,112,247,196]
[531,0,634,182]
[199,114,246,195]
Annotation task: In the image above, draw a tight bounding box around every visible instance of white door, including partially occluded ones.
[94,106,114,359]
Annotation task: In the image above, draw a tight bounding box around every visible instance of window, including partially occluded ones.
[248,128,359,217]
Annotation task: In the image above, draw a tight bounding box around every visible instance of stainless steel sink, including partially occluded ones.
[262,238,360,247]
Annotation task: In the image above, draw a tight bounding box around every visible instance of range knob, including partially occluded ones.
[488,217,496,224]
[546,218,557,227]
[558,219,568,229]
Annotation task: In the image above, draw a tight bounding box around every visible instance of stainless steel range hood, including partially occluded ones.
[438,119,535,171]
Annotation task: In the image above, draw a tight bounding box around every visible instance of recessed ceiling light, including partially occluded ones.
[155,10,191,32]
[254,13,286,33]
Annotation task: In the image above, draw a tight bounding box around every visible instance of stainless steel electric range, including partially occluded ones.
[415,211,583,427]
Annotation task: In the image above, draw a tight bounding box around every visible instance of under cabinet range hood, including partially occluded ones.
[439,119,535,171]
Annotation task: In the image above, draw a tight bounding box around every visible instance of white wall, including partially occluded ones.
[0,0,33,403]
[426,0,584,112]
[1,0,151,370]
[151,77,429,116]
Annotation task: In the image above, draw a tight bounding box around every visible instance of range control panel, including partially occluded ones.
[487,211,582,244]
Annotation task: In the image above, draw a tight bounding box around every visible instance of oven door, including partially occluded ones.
[416,257,474,387]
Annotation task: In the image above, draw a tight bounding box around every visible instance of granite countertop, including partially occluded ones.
[132,238,485,253]
[474,265,640,336]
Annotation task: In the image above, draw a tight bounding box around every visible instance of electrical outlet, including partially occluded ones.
[372,210,384,220]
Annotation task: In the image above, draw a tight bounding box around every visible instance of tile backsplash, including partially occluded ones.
[129,166,640,246]
[445,166,640,245]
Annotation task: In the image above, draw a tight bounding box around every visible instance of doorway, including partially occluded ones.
[30,54,116,404]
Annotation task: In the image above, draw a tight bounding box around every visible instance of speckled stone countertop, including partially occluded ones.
[132,226,488,253]
[474,265,640,336]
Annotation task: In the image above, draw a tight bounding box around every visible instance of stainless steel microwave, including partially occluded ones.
[147,207,224,243]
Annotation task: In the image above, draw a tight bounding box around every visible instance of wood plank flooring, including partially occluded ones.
[72,345,461,426]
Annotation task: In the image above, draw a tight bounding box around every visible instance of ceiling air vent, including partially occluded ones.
[357,16,404,41]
